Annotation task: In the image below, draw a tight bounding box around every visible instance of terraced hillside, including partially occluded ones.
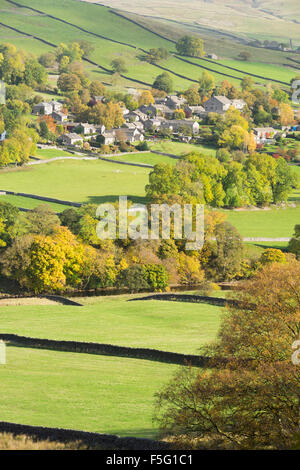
[91,0,300,45]
[0,0,297,92]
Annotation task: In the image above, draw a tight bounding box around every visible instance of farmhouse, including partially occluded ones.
[33,101,53,116]
[122,121,144,131]
[204,96,246,114]
[139,104,158,117]
[100,131,116,145]
[125,110,148,122]
[33,99,63,116]
[61,133,83,146]
[161,119,200,134]
[52,111,68,123]
[165,95,187,109]
[206,53,219,60]
[144,117,166,130]
[115,128,144,143]
[79,123,105,135]
[204,96,232,114]
[185,105,206,117]
[153,104,174,119]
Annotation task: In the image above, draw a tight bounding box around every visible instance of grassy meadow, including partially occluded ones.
[0,194,70,212]
[106,152,177,166]
[35,148,76,159]
[148,141,217,156]
[0,159,151,204]
[0,295,222,437]
[0,157,298,236]
[0,345,178,437]
[0,296,223,354]
[224,206,300,238]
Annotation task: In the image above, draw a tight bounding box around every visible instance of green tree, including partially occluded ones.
[117,265,150,292]
[198,71,215,98]
[111,58,128,74]
[209,221,243,280]
[153,73,173,94]
[155,262,300,450]
[176,36,205,57]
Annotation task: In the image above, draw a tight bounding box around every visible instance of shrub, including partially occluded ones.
[260,248,286,265]
[143,264,169,292]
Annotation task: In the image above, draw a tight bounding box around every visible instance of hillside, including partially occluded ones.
[88,0,300,45]
[0,0,298,93]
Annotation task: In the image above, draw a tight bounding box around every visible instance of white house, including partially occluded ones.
[253,127,276,144]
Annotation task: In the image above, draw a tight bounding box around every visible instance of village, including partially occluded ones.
[32,93,300,156]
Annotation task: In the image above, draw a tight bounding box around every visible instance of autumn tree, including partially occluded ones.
[138,90,154,106]
[279,102,294,126]
[57,73,82,93]
[1,226,94,293]
[155,261,300,449]
[289,224,300,259]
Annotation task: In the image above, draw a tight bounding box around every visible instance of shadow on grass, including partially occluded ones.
[252,243,289,251]
[86,195,149,205]
[110,428,159,440]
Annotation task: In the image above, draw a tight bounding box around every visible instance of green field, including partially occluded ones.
[0,295,222,437]
[0,346,177,437]
[107,152,177,166]
[186,56,296,86]
[0,194,70,212]
[148,141,217,156]
[0,159,151,204]
[0,158,299,236]
[35,148,76,159]
[0,296,222,354]
[224,206,300,238]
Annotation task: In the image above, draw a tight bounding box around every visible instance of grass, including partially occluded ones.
[223,206,300,238]
[0,433,93,450]
[148,141,217,156]
[94,0,300,45]
[0,345,177,438]
[35,148,76,159]
[106,152,178,165]
[0,296,222,354]
[245,241,289,250]
[0,0,294,90]
[186,56,295,86]
[0,194,70,212]
[0,159,151,204]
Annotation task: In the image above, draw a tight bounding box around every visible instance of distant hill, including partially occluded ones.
[87,0,300,45]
